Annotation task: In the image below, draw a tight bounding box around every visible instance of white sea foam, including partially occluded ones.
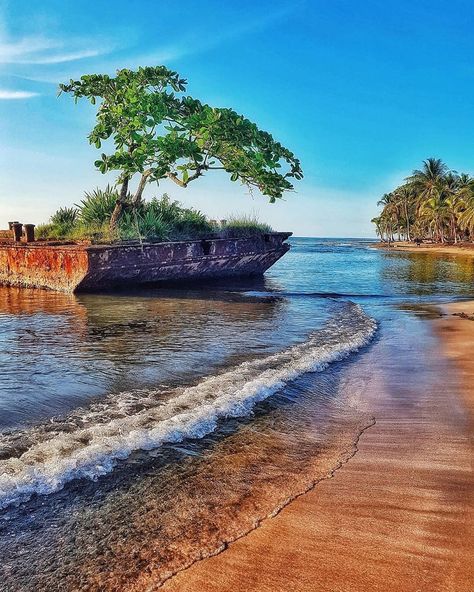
[0,302,376,510]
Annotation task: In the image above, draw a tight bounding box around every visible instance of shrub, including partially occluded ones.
[77,185,119,226]
[171,208,213,238]
[36,190,272,243]
[66,222,114,243]
[118,210,171,241]
[220,214,272,238]
[147,194,183,225]
[51,207,78,227]
[36,223,63,240]
[145,194,213,239]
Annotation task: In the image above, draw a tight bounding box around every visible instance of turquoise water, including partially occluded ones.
[0,237,473,591]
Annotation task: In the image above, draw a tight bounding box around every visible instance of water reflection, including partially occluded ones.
[381,252,474,296]
[266,240,474,298]
[0,284,328,430]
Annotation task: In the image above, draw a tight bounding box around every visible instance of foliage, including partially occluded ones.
[37,189,274,243]
[37,207,80,238]
[220,214,273,238]
[59,66,303,229]
[50,207,78,227]
[36,223,65,240]
[77,185,120,226]
[118,210,171,241]
[373,158,474,244]
[147,195,212,237]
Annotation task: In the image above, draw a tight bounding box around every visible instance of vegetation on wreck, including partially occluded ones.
[372,158,474,244]
[36,190,272,243]
[57,65,303,234]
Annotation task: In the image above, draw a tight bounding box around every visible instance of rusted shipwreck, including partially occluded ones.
[0,224,291,292]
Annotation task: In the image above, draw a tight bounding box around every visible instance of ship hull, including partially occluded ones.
[0,233,291,292]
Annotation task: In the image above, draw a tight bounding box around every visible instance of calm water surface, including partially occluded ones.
[1,238,473,591]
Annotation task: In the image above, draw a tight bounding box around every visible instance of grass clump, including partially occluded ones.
[220,214,272,238]
[36,207,79,239]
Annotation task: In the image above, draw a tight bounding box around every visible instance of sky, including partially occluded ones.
[0,0,473,237]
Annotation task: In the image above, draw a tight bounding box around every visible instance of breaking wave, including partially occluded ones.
[0,302,376,510]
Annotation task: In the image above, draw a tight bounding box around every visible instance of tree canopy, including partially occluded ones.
[372,158,474,244]
[59,66,303,229]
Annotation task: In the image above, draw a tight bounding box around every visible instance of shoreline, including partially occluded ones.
[160,302,474,592]
[373,240,474,256]
[434,301,474,431]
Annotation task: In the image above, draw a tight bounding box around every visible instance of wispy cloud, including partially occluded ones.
[14,48,102,65]
[19,3,303,85]
[1,3,302,90]
[0,35,108,65]
[0,89,39,99]
[0,36,58,64]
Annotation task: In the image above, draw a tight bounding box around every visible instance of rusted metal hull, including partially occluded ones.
[0,233,291,292]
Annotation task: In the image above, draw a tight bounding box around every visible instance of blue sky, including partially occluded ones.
[1,0,473,236]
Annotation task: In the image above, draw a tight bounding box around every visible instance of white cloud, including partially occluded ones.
[0,89,39,99]
[14,48,101,65]
[0,36,59,63]
[0,35,108,65]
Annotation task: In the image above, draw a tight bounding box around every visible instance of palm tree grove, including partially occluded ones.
[372,158,474,244]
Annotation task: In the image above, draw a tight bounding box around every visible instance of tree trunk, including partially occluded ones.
[404,200,411,241]
[109,176,130,232]
[131,171,152,206]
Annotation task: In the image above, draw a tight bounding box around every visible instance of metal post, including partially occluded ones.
[12,223,23,243]
[23,224,36,243]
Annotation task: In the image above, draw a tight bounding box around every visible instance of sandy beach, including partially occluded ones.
[162,303,474,592]
[375,240,474,257]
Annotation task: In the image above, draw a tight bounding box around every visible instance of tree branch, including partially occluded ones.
[132,170,152,204]
[166,172,187,187]
[166,168,204,188]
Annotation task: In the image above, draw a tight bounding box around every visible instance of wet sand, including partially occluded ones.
[436,300,474,430]
[161,305,474,592]
[375,240,474,256]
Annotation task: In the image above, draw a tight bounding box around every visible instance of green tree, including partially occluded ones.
[392,184,415,241]
[59,66,303,230]
[456,174,474,237]
[418,193,450,243]
[408,157,449,205]
[373,158,474,245]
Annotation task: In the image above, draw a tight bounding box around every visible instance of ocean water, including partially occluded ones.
[1,237,473,591]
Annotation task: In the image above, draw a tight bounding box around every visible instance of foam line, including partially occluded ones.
[0,302,376,510]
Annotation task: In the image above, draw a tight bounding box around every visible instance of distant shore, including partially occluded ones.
[374,240,474,256]
[161,302,474,592]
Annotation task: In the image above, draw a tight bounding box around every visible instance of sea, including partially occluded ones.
[1,237,473,591]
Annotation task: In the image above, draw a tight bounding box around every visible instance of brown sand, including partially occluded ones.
[374,240,474,256]
[161,305,474,592]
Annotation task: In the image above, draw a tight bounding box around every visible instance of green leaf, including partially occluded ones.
[58,66,302,201]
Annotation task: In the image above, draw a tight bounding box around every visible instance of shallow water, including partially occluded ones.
[1,238,474,591]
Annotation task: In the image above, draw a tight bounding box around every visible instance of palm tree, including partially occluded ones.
[408,158,449,219]
[456,174,474,238]
[373,159,474,245]
[408,157,449,195]
[418,193,451,243]
[371,216,383,240]
[377,193,401,242]
[393,184,415,241]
